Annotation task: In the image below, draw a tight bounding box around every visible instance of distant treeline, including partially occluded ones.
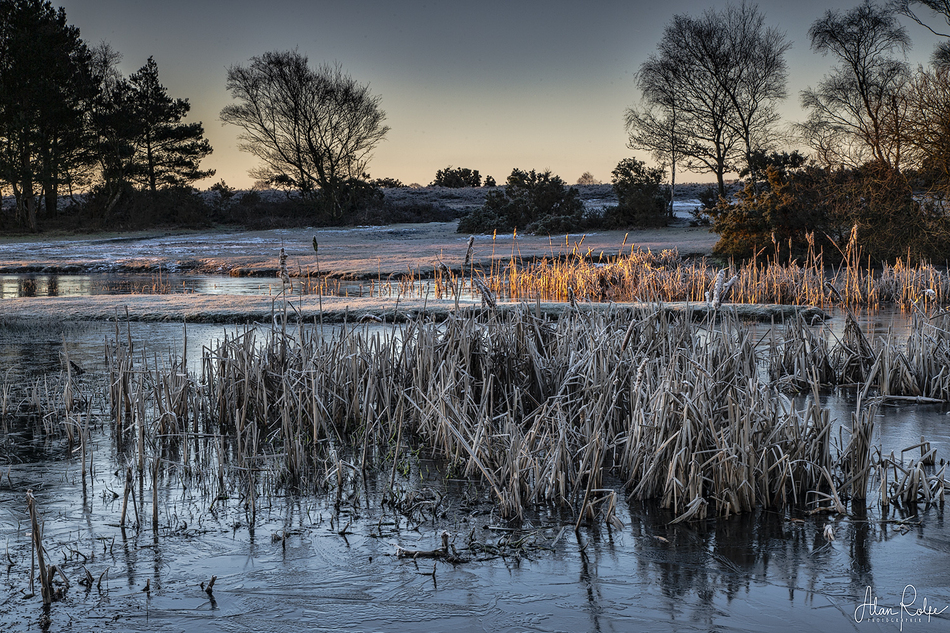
[6,0,950,264]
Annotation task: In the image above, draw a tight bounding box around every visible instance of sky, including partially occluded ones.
[57,0,946,190]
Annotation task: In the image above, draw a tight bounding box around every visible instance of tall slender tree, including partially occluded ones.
[704,4,790,185]
[625,101,682,215]
[905,66,950,195]
[86,42,136,211]
[629,4,788,196]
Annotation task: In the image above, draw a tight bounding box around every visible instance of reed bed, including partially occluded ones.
[85,300,948,527]
[470,229,950,310]
[768,305,950,401]
[10,287,950,529]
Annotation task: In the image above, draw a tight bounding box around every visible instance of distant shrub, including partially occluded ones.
[210,179,236,209]
[353,200,459,225]
[605,158,668,228]
[373,176,404,188]
[82,186,212,230]
[239,190,262,206]
[576,171,601,185]
[331,178,385,219]
[697,186,720,210]
[484,175,496,187]
[457,168,583,233]
[431,166,482,188]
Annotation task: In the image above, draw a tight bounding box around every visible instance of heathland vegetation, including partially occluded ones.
[3,0,950,265]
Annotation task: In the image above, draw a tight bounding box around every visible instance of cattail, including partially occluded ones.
[278,247,291,290]
[472,276,496,309]
[706,269,725,306]
[464,235,475,268]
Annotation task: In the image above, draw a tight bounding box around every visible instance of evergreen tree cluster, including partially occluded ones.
[0,0,213,231]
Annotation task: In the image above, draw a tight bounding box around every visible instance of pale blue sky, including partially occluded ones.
[58,0,944,188]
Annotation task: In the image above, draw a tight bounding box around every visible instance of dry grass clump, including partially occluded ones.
[468,228,949,311]
[767,306,950,398]
[7,297,949,531]
[89,300,950,528]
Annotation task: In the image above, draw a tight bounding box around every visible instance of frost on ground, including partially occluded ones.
[0,221,716,278]
[0,186,719,322]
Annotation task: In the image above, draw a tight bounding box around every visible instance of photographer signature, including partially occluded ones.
[855,585,948,631]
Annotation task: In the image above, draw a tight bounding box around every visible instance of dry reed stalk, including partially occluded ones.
[840,403,876,500]
[26,491,53,605]
[769,314,835,391]
[151,456,159,532]
[459,229,946,310]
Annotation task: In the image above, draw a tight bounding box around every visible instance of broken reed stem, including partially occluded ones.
[151,456,159,532]
[120,467,132,529]
[26,491,52,605]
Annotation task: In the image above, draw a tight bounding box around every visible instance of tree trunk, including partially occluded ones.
[43,182,59,218]
[669,161,677,218]
[146,130,156,194]
[26,193,37,233]
[20,142,37,232]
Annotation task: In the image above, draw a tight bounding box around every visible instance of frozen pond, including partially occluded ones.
[1,316,949,631]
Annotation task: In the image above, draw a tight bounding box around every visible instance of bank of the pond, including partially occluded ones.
[0,293,827,323]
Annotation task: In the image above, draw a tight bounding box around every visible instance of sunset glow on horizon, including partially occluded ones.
[56,0,944,190]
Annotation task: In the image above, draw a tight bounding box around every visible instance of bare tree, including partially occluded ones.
[629,5,789,196]
[220,51,389,218]
[634,33,738,197]
[801,1,911,169]
[695,4,790,183]
[894,0,950,68]
[625,103,681,213]
[905,66,950,195]
[576,171,601,185]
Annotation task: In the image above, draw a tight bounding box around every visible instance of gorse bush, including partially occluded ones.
[431,166,482,188]
[372,176,404,188]
[457,168,584,234]
[709,158,950,263]
[739,150,806,188]
[606,158,668,228]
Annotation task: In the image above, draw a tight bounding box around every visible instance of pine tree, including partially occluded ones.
[125,57,213,193]
[0,0,92,230]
